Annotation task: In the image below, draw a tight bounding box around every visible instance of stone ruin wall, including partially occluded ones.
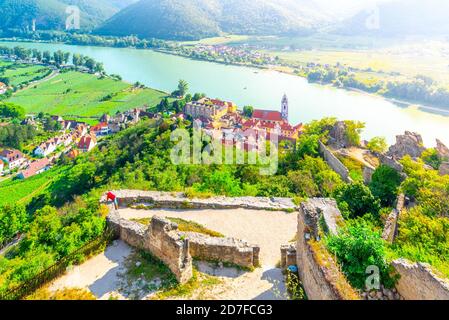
[107,210,193,284]
[382,194,406,243]
[392,259,449,300]
[103,191,287,282]
[110,190,296,211]
[182,232,260,268]
[318,141,353,183]
[296,198,359,300]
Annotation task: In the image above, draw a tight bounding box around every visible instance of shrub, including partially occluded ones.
[369,165,402,207]
[333,182,381,220]
[326,221,396,290]
[367,137,388,154]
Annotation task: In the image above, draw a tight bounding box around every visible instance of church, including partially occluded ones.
[251,94,289,124]
[242,95,303,141]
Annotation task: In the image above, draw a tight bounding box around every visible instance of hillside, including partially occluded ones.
[336,0,449,37]
[0,0,136,31]
[96,0,335,40]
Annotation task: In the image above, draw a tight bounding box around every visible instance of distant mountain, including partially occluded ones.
[96,0,337,40]
[0,0,137,31]
[336,0,449,37]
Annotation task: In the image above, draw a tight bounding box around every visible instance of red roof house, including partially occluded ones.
[252,110,284,123]
[78,135,97,153]
[18,158,50,179]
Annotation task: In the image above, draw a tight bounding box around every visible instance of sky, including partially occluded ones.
[309,0,393,16]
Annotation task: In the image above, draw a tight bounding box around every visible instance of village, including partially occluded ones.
[0,108,153,180]
[1,95,302,181]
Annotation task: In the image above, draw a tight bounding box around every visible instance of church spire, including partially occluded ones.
[281,94,288,121]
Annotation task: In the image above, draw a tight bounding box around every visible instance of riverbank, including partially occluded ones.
[3,37,449,115]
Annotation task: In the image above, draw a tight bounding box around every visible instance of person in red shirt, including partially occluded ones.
[107,192,118,209]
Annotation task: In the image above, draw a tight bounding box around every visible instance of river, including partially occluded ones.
[2,41,449,146]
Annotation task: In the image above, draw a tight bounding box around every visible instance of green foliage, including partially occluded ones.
[369,165,402,207]
[0,197,105,293]
[243,106,254,118]
[0,204,28,244]
[400,156,449,217]
[392,207,449,278]
[326,221,396,290]
[0,122,37,150]
[334,182,381,220]
[367,136,388,154]
[344,120,365,147]
[0,102,25,119]
[421,148,442,170]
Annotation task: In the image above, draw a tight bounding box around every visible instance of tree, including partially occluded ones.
[333,182,381,219]
[94,62,105,74]
[367,136,388,154]
[192,93,206,101]
[243,106,254,118]
[42,51,51,64]
[84,58,96,72]
[174,79,189,97]
[369,165,402,207]
[344,121,365,147]
[0,103,25,119]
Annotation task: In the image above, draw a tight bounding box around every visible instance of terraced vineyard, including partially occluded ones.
[0,63,52,87]
[7,71,167,122]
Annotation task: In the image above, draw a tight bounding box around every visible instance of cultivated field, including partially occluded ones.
[0,64,51,86]
[0,167,64,206]
[8,71,167,121]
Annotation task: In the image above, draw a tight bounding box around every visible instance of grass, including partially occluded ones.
[152,267,222,300]
[336,154,364,182]
[0,167,64,207]
[0,64,52,87]
[7,71,167,121]
[26,287,96,300]
[132,217,225,238]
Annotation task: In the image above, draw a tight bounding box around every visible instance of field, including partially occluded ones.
[0,167,64,207]
[7,71,167,121]
[0,64,52,86]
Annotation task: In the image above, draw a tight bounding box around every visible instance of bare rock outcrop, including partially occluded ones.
[387,131,426,160]
[436,139,449,160]
[439,162,449,176]
[328,121,350,148]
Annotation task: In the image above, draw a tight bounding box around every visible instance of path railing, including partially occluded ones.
[0,228,117,300]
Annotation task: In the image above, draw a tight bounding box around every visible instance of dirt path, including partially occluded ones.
[49,240,132,300]
[118,208,298,267]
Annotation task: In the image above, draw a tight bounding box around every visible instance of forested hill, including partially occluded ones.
[0,0,137,31]
[96,0,333,40]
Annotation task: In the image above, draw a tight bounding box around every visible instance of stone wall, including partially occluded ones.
[182,232,260,268]
[296,198,359,300]
[392,259,449,300]
[107,211,193,284]
[318,141,353,183]
[103,190,296,212]
[105,191,266,283]
[382,194,406,243]
[280,244,297,269]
